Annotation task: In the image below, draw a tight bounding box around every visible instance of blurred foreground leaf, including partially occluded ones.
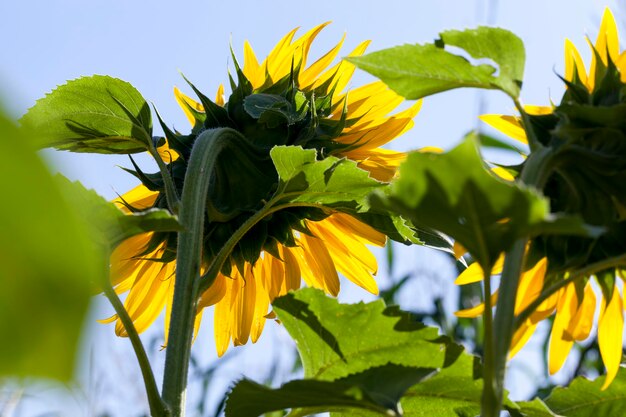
[21,75,153,154]
[56,176,182,248]
[0,109,100,380]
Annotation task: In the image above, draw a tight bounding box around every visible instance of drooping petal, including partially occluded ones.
[509,320,537,358]
[294,233,340,296]
[548,283,579,374]
[174,86,204,126]
[326,213,386,247]
[597,284,624,390]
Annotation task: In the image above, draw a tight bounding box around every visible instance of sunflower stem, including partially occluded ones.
[161,128,242,416]
[480,268,497,417]
[481,146,555,417]
[101,272,166,417]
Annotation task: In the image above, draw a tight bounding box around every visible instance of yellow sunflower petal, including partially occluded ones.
[243,41,264,89]
[300,33,346,89]
[114,185,158,213]
[280,245,302,293]
[326,213,386,247]
[480,114,527,144]
[598,284,624,390]
[568,283,596,341]
[214,276,237,357]
[564,38,589,87]
[308,220,378,294]
[342,148,406,182]
[455,291,499,318]
[454,255,505,285]
[215,84,225,107]
[297,233,340,296]
[514,258,548,315]
[509,320,537,358]
[548,283,578,374]
[174,86,204,126]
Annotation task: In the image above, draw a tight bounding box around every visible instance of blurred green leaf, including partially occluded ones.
[544,367,626,417]
[21,75,152,154]
[0,109,100,381]
[56,176,182,248]
[348,27,525,99]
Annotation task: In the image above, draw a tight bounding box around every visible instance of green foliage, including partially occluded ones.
[348,27,525,100]
[509,399,560,417]
[0,109,100,381]
[225,288,481,417]
[226,365,433,417]
[21,75,153,154]
[543,368,626,417]
[55,176,182,249]
[271,145,384,210]
[370,138,547,272]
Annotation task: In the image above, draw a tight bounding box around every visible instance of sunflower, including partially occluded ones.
[104,23,422,356]
[456,8,626,388]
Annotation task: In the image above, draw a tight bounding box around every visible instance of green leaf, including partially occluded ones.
[272,288,462,381]
[440,27,525,98]
[544,367,626,417]
[225,288,470,417]
[225,365,434,417]
[508,399,561,417]
[55,176,182,249]
[269,145,444,247]
[370,137,548,271]
[348,27,525,100]
[270,145,384,212]
[0,109,100,381]
[21,75,153,154]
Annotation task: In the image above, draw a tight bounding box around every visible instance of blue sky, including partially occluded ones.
[0,0,620,415]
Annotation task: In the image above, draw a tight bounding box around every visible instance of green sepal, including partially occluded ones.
[21,75,153,154]
[181,74,232,130]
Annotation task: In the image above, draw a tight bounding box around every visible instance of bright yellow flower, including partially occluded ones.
[458,8,625,389]
[104,24,421,356]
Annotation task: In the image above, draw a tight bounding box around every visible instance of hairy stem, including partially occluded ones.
[161,128,243,416]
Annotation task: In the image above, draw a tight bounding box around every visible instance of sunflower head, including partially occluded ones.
[515,11,626,277]
[120,23,418,277]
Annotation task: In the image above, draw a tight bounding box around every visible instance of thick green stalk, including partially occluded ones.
[161,128,243,416]
[102,275,166,417]
[481,146,555,417]
[480,268,497,417]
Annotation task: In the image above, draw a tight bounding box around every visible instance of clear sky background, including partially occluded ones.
[0,0,620,416]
